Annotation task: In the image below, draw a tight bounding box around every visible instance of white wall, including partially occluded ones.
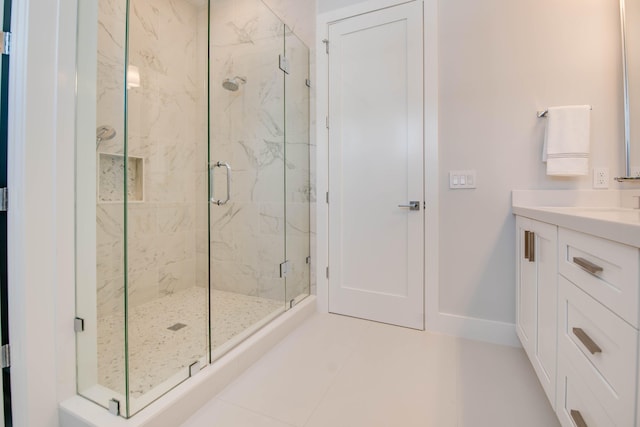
[318,0,625,327]
[438,0,622,323]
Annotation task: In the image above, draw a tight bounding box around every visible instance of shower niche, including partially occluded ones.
[98,154,144,203]
[74,0,310,418]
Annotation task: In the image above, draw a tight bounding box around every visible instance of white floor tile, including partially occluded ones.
[456,339,560,427]
[182,314,560,427]
[304,323,459,427]
[182,400,294,427]
[217,313,371,426]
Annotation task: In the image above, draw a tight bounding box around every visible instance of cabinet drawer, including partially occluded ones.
[558,276,638,426]
[559,228,640,327]
[557,356,617,427]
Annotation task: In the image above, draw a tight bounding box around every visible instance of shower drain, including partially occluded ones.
[167,323,187,331]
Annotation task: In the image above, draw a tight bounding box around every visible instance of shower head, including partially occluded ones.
[96,125,116,147]
[222,76,247,92]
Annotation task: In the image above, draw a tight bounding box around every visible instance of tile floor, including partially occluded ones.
[97,287,284,398]
[182,313,561,427]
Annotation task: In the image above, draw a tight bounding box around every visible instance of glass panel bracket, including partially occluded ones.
[108,398,120,416]
[74,317,85,332]
[189,361,202,377]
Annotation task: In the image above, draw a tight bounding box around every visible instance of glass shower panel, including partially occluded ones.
[76,0,128,413]
[284,27,311,307]
[125,0,210,416]
[209,0,287,358]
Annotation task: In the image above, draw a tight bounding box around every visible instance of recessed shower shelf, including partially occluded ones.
[98,153,144,203]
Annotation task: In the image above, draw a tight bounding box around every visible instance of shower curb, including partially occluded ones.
[59,296,317,427]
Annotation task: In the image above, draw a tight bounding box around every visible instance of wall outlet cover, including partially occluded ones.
[593,167,609,189]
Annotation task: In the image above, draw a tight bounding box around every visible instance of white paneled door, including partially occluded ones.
[327,1,424,329]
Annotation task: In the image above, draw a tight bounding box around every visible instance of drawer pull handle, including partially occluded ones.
[573,257,603,275]
[524,231,530,261]
[570,410,588,427]
[573,328,602,355]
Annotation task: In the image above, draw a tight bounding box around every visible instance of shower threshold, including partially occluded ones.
[61,295,316,426]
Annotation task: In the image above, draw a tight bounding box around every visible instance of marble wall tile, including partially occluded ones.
[97,0,207,317]
[208,0,311,302]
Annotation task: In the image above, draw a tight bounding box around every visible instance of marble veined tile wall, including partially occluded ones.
[96,0,208,318]
[209,0,295,301]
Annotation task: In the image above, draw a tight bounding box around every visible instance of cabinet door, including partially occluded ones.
[516,216,536,354]
[532,220,558,407]
[515,216,558,408]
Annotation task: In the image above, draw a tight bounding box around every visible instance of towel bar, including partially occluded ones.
[537,106,592,118]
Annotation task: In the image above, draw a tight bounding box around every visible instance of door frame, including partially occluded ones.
[0,0,11,423]
[315,0,440,330]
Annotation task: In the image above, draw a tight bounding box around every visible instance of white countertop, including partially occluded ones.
[512,206,640,248]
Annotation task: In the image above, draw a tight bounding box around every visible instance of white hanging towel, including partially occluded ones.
[542,105,591,176]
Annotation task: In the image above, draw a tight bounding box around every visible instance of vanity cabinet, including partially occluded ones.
[556,229,640,427]
[515,216,558,408]
[515,213,640,427]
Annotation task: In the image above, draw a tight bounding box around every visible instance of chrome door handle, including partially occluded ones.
[209,161,231,205]
[398,201,420,211]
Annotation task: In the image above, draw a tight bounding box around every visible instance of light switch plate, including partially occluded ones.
[449,170,477,189]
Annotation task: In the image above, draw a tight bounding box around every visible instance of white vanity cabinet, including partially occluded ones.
[515,216,558,408]
[514,209,640,427]
[556,229,640,427]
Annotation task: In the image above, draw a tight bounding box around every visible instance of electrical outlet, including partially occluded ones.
[631,166,640,178]
[593,168,609,189]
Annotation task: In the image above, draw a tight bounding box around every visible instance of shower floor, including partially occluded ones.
[97,287,284,401]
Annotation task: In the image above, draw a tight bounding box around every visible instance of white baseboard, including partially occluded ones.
[431,312,521,348]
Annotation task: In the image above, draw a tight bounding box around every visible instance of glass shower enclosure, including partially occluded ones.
[74,0,310,417]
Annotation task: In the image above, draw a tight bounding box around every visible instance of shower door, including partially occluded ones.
[209,0,287,357]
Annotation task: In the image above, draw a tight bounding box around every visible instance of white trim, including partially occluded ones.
[316,0,520,346]
[433,313,520,347]
[316,0,439,324]
[8,0,79,424]
[423,0,439,332]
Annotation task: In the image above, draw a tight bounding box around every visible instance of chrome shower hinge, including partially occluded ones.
[279,54,290,74]
[0,32,11,55]
[280,260,291,278]
[1,344,10,369]
[0,187,7,212]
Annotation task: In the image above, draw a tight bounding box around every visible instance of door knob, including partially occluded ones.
[398,201,420,211]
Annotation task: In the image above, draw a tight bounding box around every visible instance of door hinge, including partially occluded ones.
[74,317,85,332]
[1,344,10,369]
[326,266,329,279]
[326,192,329,204]
[325,116,329,129]
[280,260,291,278]
[0,187,6,212]
[0,32,11,55]
[322,39,329,54]
[279,54,290,74]
[305,79,311,88]
[306,256,311,265]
